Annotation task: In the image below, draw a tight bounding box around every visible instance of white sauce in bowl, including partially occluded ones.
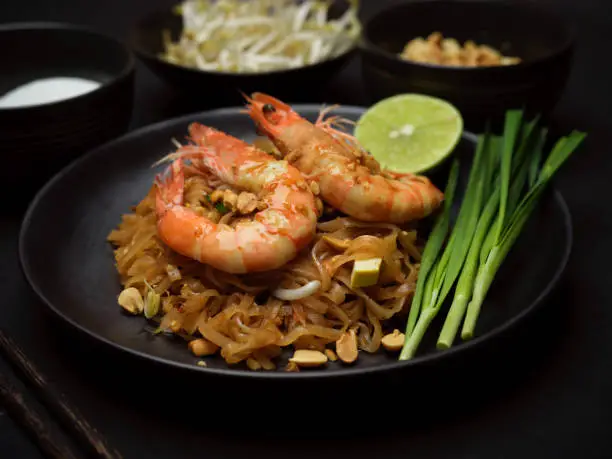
[0,77,102,109]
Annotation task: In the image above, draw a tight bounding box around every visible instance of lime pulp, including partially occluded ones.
[354,94,463,174]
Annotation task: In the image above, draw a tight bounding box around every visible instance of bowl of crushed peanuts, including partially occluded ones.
[358,0,575,130]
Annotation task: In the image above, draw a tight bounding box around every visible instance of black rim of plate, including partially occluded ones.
[18,105,573,380]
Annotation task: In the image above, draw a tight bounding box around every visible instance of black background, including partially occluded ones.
[2,0,612,458]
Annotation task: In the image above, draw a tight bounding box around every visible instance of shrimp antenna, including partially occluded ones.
[152,145,203,168]
[238,89,255,115]
[315,105,362,149]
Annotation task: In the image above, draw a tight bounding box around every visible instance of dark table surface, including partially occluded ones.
[2,0,612,458]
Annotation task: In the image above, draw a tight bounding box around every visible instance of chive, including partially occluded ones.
[438,122,542,348]
[514,116,541,168]
[204,194,229,214]
[483,135,501,198]
[437,131,498,348]
[215,202,229,214]
[479,114,535,265]
[404,160,460,337]
[398,109,586,358]
[540,133,585,180]
[431,135,488,293]
[461,130,586,339]
[495,110,523,243]
[437,196,499,348]
[529,128,547,187]
[506,119,542,216]
[421,264,439,318]
[399,134,487,360]
[433,132,489,308]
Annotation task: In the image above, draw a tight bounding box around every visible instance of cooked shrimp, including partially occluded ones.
[244,93,445,224]
[154,123,318,274]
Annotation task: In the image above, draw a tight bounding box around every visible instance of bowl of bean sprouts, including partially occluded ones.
[129,0,360,106]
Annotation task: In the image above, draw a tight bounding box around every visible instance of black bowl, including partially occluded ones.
[128,2,358,108]
[0,22,135,205]
[358,0,575,131]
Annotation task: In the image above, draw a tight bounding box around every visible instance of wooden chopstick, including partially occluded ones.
[0,330,122,459]
[0,373,79,459]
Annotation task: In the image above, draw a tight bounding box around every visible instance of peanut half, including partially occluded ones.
[324,349,338,362]
[336,329,358,364]
[117,287,144,315]
[381,329,406,352]
[188,338,219,357]
[289,349,328,368]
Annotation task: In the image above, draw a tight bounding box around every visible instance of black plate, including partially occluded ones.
[19,106,572,381]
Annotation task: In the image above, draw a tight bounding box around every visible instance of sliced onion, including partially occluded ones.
[272,280,321,301]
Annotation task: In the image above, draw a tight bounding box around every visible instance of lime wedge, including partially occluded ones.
[354,94,463,174]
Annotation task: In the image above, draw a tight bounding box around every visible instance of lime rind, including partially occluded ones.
[354,94,463,174]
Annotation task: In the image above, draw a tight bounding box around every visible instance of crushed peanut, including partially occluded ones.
[400,32,521,67]
[188,338,219,357]
[286,361,300,372]
[196,360,207,367]
[309,181,320,195]
[236,192,259,214]
[224,190,238,209]
[381,329,406,352]
[315,198,324,215]
[335,329,359,364]
[165,264,182,281]
[246,358,262,371]
[209,189,226,204]
[117,287,144,315]
[206,209,221,221]
[289,349,328,367]
[324,349,338,361]
[210,189,261,215]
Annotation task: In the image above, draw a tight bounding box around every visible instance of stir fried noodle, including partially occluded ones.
[108,169,423,370]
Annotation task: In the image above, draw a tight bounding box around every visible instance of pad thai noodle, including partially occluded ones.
[107,93,444,371]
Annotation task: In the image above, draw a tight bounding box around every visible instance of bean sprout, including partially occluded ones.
[160,0,361,73]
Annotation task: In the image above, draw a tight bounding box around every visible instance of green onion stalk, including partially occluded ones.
[437,113,542,348]
[400,130,488,360]
[461,130,586,339]
[398,109,587,359]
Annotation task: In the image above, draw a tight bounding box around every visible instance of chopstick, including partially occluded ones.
[0,330,122,459]
[0,373,79,459]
